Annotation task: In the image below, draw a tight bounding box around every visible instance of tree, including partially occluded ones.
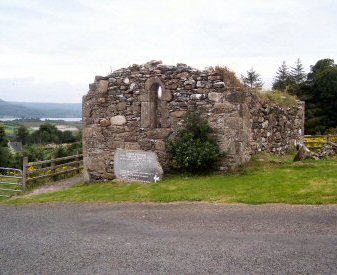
[0,147,11,167]
[290,58,306,85]
[241,68,264,90]
[16,125,30,145]
[30,123,62,144]
[0,124,7,147]
[297,58,337,134]
[167,111,222,173]
[272,61,291,92]
[60,130,76,143]
[0,124,11,166]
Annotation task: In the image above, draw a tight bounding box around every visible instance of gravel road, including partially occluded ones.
[1,203,337,274]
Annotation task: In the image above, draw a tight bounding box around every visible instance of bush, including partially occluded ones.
[167,111,222,173]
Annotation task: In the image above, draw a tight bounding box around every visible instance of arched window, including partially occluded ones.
[141,77,164,129]
[149,82,163,128]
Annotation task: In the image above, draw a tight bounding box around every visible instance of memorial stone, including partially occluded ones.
[114,149,163,183]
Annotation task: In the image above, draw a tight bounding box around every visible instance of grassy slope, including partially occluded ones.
[2,154,337,205]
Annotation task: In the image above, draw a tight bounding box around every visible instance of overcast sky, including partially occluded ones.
[0,0,336,103]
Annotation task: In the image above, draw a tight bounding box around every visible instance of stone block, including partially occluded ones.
[147,128,172,139]
[113,141,125,149]
[208,92,223,102]
[213,81,225,88]
[117,102,127,110]
[111,115,127,125]
[170,111,186,118]
[99,118,111,127]
[98,80,109,93]
[155,140,166,151]
[141,102,157,128]
[125,142,141,150]
[139,139,152,150]
[83,127,93,138]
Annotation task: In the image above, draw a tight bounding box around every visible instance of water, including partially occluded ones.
[0,117,82,122]
[41,118,82,122]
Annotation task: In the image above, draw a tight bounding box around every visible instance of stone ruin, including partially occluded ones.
[83,60,305,182]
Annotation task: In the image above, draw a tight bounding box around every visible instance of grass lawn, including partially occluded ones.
[2,154,337,205]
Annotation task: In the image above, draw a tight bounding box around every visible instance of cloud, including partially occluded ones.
[0,0,336,102]
[0,77,85,103]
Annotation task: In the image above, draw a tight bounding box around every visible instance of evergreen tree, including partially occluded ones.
[272,61,291,92]
[290,58,306,85]
[241,68,264,90]
[297,58,337,134]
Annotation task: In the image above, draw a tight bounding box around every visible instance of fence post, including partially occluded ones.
[76,151,81,174]
[51,159,56,181]
[327,134,331,144]
[22,157,28,190]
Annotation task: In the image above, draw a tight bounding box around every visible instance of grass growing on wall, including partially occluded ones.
[3,153,337,205]
[254,90,298,108]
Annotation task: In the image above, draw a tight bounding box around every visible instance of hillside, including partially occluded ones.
[0,99,43,118]
[0,99,82,118]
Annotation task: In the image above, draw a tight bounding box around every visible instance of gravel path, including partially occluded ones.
[22,175,83,197]
[1,203,337,274]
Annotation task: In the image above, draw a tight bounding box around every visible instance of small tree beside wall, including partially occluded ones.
[167,111,222,173]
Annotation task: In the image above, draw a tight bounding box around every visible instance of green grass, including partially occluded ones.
[4,124,18,135]
[2,154,337,205]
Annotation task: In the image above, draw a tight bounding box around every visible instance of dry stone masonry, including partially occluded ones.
[83,61,304,182]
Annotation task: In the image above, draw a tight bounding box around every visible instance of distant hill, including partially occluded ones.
[0,99,82,118]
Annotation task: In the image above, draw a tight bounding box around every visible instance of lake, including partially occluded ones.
[0,117,82,122]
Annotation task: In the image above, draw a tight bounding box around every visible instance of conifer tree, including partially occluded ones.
[272,61,291,92]
[241,68,264,90]
[290,58,306,85]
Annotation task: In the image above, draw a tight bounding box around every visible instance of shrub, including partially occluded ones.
[167,111,222,173]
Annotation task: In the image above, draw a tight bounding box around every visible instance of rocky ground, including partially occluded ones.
[295,142,337,161]
[314,142,337,159]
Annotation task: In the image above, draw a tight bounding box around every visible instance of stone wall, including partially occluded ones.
[83,61,304,182]
[248,94,305,154]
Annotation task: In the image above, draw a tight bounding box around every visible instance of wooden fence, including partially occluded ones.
[304,135,337,150]
[0,154,83,199]
[23,154,83,188]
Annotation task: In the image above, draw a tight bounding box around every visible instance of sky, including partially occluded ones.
[0,0,336,103]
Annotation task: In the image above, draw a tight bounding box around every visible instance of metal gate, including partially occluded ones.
[0,167,23,198]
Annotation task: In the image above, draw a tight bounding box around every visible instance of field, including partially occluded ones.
[4,124,17,135]
[3,153,337,205]
[2,120,82,137]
